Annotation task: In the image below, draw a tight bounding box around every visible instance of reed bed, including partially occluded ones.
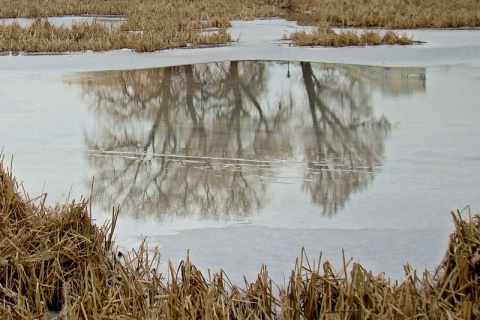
[0,20,128,52]
[0,0,478,52]
[0,0,126,18]
[279,0,480,29]
[1,154,479,319]
[287,24,417,47]
[0,18,230,53]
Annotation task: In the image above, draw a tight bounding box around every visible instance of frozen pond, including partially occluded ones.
[1,19,480,286]
[2,60,479,285]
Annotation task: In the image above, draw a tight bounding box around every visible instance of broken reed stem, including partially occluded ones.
[1,155,479,318]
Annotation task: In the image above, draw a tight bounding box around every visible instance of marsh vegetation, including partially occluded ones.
[1,156,479,318]
[1,2,479,319]
[0,0,478,52]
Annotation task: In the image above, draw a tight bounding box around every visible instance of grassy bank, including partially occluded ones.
[1,156,479,319]
[0,0,478,52]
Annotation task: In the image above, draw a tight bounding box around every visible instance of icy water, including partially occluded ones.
[80,61,398,219]
[1,60,480,284]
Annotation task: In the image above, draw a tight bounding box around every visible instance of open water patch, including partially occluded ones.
[4,59,480,283]
[71,60,426,220]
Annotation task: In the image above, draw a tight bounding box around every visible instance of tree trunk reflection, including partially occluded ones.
[301,62,391,215]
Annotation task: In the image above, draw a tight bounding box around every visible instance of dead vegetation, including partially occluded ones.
[0,18,230,53]
[1,155,479,319]
[0,0,478,52]
[287,24,418,47]
[280,0,480,29]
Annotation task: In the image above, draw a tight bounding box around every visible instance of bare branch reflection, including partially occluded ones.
[300,62,393,215]
[74,61,425,219]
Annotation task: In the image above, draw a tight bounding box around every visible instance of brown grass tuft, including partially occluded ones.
[287,25,416,47]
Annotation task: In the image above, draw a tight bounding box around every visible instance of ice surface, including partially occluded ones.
[1,19,479,285]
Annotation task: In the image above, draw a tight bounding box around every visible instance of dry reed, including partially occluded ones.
[1,154,479,319]
[0,18,231,53]
[287,24,418,47]
[0,0,478,52]
[278,0,480,29]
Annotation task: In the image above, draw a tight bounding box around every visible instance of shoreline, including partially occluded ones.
[0,19,479,73]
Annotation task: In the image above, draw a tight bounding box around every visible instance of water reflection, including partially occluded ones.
[331,64,427,96]
[76,61,425,219]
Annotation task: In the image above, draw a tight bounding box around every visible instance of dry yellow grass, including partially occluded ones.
[0,0,478,52]
[0,0,125,18]
[0,18,231,53]
[279,0,480,29]
[0,20,128,52]
[0,0,275,52]
[1,154,479,318]
[287,25,417,47]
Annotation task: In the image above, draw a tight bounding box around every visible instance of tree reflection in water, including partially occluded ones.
[77,61,424,219]
[300,62,392,215]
